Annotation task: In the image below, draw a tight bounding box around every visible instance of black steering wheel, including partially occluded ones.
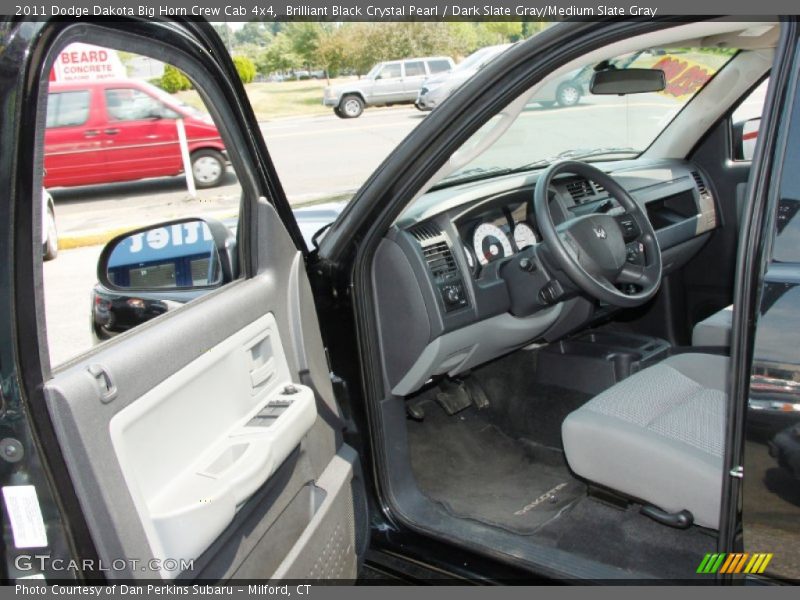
[534,161,662,308]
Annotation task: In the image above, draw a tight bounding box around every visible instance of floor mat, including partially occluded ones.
[469,350,592,449]
[408,405,585,535]
[536,496,716,580]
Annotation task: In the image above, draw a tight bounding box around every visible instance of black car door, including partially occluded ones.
[725,19,800,583]
[0,18,366,582]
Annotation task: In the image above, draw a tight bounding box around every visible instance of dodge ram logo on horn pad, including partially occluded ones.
[593,225,607,239]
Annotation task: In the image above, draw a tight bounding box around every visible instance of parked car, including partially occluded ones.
[416,44,513,111]
[44,79,228,189]
[418,50,590,112]
[323,56,454,118]
[42,187,57,261]
[528,66,593,108]
[5,16,800,586]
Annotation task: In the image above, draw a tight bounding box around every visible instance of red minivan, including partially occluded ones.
[44,79,228,189]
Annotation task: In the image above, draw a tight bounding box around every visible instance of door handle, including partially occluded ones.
[104,128,120,135]
[83,129,100,138]
[87,364,117,403]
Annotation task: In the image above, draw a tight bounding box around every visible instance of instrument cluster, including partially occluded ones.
[460,198,540,276]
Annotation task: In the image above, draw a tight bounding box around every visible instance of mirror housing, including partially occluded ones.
[590,69,666,95]
[97,217,236,293]
[733,117,761,161]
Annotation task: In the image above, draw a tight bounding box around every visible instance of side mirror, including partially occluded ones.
[97,218,236,292]
[733,117,761,161]
[590,68,666,95]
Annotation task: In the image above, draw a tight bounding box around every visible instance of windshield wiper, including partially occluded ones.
[548,147,640,161]
[433,159,555,190]
[433,166,515,189]
[432,148,639,190]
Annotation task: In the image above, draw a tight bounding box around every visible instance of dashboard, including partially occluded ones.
[373,159,718,396]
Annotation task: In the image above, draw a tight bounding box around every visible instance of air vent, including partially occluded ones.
[423,241,457,280]
[691,171,710,198]
[565,178,594,202]
[593,182,606,194]
[409,222,442,242]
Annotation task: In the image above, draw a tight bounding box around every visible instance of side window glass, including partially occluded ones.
[378,64,401,80]
[404,61,425,77]
[46,91,90,127]
[105,88,164,121]
[428,60,452,74]
[732,78,768,161]
[40,43,244,368]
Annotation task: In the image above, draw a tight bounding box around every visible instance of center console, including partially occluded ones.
[536,330,672,395]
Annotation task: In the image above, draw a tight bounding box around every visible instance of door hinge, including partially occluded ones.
[729,465,744,479]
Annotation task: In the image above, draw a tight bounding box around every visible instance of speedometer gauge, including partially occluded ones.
[472,223,513,266]
[513,222,539,249]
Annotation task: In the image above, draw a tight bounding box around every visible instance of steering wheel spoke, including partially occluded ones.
[533,160,662,308]
[617,263,645,285]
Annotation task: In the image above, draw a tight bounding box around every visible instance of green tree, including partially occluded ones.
[258,33,299,75]
[315,26,350,82]
[159,65,192,93]
[232,55,256,84]
[284,22,324,68]
[234,22,272,47]
[482,22,525,42]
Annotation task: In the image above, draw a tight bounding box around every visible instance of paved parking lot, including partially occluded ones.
[51,107,424,239]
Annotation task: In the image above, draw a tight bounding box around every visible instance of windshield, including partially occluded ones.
[366,63,382,79]
[441,48,736,186]
[455,46,508,72]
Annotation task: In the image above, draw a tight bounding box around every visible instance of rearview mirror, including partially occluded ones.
[98,218,235,292]
[590,69,666,95]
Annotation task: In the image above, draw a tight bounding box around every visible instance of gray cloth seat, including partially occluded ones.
[692,305,733,347]
[561,353,730,529]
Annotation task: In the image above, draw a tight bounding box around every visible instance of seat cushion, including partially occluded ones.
[692,305,733,347]
[561,353,730,529]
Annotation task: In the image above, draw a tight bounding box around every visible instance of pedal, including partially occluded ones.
[464,378,490,409]
[435,380,472,416]
[406,396,431,421]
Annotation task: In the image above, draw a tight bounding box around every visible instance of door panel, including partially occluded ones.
[44,202,358,580]
[33,23,361,582]
[100,86,182,181]
[107,313,317,575]
[43,87,109,187]
[401,61,427,101]
[373,63,405,103]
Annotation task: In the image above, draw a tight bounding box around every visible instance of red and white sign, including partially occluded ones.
[49,43,126,83]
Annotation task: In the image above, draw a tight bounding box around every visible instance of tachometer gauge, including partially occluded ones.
[513,222,539,250]
[472,223,513,266]
[463,244,475,271]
